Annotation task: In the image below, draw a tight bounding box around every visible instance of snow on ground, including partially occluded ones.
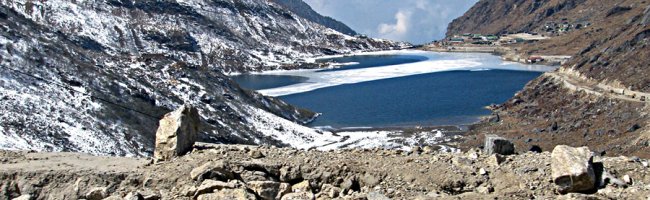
[244,105,459,151]
[256,50,557,96]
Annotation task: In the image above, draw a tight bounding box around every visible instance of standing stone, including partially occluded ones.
[484,135,515,155]
[551,145,596,194]
[154,104,200,161]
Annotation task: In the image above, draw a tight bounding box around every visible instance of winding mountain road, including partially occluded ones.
[545,70,650,104]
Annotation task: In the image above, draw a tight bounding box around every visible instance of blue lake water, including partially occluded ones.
[281,70,540,128]
[233,52,549,128]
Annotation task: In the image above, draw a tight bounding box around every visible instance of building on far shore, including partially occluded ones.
[449,38,465,44]
[527,56,544,63]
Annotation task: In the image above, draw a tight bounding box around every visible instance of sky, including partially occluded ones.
[303,0,478,44]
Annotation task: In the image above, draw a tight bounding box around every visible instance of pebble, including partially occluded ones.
[479,168,488,175]
[623,175,632,184]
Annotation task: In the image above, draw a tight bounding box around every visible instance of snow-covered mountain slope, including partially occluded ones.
[0,0,404,156]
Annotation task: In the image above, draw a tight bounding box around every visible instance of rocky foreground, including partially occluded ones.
[1,143,649,200]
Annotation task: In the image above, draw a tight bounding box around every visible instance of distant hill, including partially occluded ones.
[448,0,650,157]
[269,0,358,36]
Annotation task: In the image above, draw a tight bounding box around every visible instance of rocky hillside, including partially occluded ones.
[269,0,357,36]
[2,144,649,199]
[448,0,650,157]
[0,0,403,157]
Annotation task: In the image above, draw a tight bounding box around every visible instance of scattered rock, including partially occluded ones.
[643,5,650,26]
[318,184,341,198]
[154,104,200,161]
[291,180,312,193]
[487,113,500,123]
[551,145,596,194]
[411,146,422,154]
[196,180,238,196]
[102,196,123,200]
[550,121,559,132]
[600,171,627,187]
[280,192,315,200]
[277,183,292,199]
[124,191,143,200]
[247,181,281,200]
[85,187,108,200]
[340,176,359,191]
[466,150,479,160]
[622,175,632,185]
[280,166,302,182]
[529,145,543,153]
[140,189,161,200]
[359,173,381,187]
[484,135,515,155]
[367,191,391,200]
[422,146,435,154]
[190,161,234,181]
[249,150,265,159]
[478,168,488,175]
[197,188,256,200]
[487,154,506,166]
[476,185,494,194]
[627,124,641,132]
[239,170,270,182]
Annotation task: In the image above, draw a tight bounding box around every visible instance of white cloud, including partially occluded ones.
[303,0,478,44]
[377,10,412,40]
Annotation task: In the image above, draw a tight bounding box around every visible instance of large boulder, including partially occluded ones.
[551,145,596,194]
[154,104,200,161]
[484,135,515,155]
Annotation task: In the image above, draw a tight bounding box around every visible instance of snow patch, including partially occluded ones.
[257,50,557,96]
[245,105,459,151]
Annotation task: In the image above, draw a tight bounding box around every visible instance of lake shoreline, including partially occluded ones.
[418,45,572,67]
[235,50,558,146]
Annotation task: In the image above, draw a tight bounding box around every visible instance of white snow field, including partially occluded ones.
[254,50,557,97]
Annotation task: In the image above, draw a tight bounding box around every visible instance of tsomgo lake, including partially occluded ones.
[232,50,556,129]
